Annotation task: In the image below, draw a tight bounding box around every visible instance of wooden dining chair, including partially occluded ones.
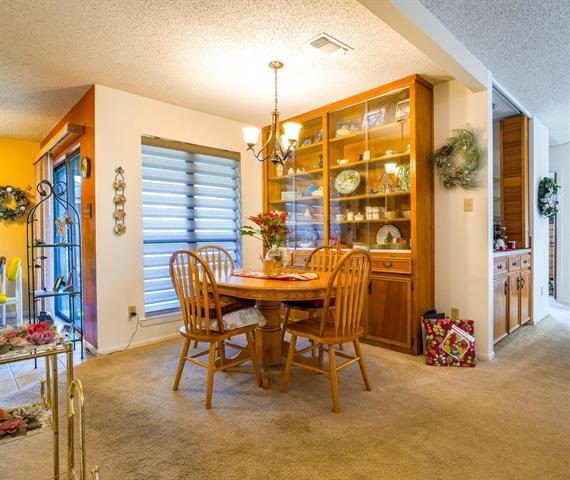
[281,249,372,413]
[194,245,253,348]
[281,245,341,342]
[170,250,262,409]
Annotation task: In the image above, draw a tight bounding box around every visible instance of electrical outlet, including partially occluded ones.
[451,307,460,320]
[128,305,137,319]
[464,197,473,212]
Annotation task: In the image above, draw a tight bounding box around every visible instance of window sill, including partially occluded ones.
[141,311,182,328]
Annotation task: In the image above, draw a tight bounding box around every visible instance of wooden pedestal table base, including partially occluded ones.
[214,270,331,389]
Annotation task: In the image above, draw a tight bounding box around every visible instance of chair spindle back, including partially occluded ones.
[321,249,372,338]
[305,245,342,273]
[196,245,235,277]
[170,250,224,336]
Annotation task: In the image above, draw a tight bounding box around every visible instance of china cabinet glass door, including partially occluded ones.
[328,87,411,251]
[265,116,324,251]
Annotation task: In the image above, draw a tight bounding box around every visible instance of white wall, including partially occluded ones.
[550,141,570,305]
[433,78,494,360]
[94,85,261,353]
[529,118,550,322]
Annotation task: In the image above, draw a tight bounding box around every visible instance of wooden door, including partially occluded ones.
[508,273,520,333]
[493,276,508,343]
[519,269,531,325]
[365,274,412,350]
[500,115,529,248]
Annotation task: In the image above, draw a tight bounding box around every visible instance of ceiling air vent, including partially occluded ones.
[306,33,353,55]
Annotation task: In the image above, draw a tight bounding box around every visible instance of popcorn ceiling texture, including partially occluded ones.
[0,0,446,141]
[421,0,570,145]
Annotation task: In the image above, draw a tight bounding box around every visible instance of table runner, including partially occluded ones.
[232,271,319,281]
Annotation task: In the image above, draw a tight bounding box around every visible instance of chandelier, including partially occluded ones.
[242,61,301,165]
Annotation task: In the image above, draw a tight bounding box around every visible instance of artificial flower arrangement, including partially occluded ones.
[0,322,57,355]
[239,211,291,275]
[0,405,43,441]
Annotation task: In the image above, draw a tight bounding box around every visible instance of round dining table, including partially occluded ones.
[213,269,332,388]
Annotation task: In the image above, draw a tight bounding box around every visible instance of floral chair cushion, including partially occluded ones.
[209,306,264,332]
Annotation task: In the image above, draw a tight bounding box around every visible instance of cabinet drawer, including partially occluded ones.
[372,258,412,274]
[494,258,508,276]
[508,255,521,272]
[520,253,531,269]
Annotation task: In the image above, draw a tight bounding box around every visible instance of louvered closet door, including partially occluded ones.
[141,140,241,316]
[500,115,529,248]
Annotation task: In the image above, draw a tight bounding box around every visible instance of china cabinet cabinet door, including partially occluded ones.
[265,116,325,252]
[508,273,520,333]
[493,276,508,343]
[328,88,411,252]
[519,268,531,325]
[365,274,412,350]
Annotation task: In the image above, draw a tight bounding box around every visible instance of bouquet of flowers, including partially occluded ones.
[0,322,57,355]
[240,211,291,275]
[239,211,290,249]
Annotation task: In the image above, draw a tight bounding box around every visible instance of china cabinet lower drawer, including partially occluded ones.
[372,257,412,274]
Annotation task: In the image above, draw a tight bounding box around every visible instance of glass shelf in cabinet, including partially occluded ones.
[267,168,323,181]
[329,121,406,145]
[328,152,409,171]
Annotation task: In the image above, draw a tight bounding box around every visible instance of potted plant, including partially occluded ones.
[240,211,291,275]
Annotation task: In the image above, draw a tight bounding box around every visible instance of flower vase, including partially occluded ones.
[262,258,284,276]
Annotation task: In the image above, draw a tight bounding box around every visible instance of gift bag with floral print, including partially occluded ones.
[423,317,476,367]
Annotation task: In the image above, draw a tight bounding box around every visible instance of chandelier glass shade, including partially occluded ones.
[242,61,301,165]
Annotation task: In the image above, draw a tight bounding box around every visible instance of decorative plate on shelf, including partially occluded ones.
[334,170,361,195]
[376,224,401,245]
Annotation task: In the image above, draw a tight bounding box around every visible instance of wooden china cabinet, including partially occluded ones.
[262,75,434,355]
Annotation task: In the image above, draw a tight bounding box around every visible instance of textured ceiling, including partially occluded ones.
[420,0,570,145]
[0,0,447,141]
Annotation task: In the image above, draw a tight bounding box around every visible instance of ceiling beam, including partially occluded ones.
[358,0,489,92]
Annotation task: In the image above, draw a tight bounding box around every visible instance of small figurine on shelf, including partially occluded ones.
[493,220,508,251]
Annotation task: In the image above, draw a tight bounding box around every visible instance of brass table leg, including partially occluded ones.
[254,300,283,389]
[51,353,59,479]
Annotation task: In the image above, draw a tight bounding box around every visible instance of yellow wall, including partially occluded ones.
[0,137,39,312]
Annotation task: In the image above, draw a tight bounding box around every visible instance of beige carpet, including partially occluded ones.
[1,312,569,480]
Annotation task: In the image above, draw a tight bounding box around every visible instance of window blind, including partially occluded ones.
[141,137,241,315]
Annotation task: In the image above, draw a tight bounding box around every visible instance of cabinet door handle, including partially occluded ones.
[382,261,393,268]
[516,277,521,290]
[504,280,508,296]
[520,277,525,289]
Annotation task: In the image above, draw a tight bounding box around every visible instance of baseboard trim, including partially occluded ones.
[478,351,495,361]
[95,332,180,355]
[532,314,550,325]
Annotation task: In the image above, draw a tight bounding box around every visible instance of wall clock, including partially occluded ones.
[81,156,91,179]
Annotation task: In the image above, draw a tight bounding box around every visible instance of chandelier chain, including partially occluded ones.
[274,67,278,112]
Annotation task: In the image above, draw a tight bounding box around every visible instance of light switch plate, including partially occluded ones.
[464,197,473,212]
[451,307,460,320]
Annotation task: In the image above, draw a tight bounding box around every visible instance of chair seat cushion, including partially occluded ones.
[208,295,255,319]
[181,306,263,335]
[287,318,363,343]
[283,298,334,310]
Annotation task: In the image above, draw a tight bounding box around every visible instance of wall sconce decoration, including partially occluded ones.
[113,167,126,235]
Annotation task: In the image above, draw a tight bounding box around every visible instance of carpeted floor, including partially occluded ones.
[1,310,569,480]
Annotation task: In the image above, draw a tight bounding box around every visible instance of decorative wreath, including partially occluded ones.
[538,177,560,218]
[0,185,30,221]
[432,127,482,189]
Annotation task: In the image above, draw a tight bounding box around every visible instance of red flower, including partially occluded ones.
[0,417,26,434]
[27,321,50,334]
